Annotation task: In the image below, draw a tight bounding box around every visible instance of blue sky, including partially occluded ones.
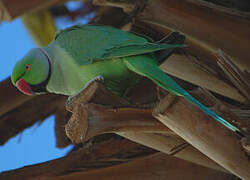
[0,2,94,172]
[0,20,33,81]
[0,19,73,172]
[0,0,92,81]
[0,8,94,172]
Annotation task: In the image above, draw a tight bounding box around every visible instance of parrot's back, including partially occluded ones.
[52,25,148,65]
[44,24,182,96]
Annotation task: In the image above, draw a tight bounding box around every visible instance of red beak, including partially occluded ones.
[16,79,33,95]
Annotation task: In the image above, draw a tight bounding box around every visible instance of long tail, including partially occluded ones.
[183,92,239,132]
[124,54,240,133]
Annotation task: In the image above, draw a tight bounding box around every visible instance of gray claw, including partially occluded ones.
[66,75,105,108]
[95,75,104,82]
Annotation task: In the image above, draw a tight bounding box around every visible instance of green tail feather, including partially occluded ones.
[183,92,239,132]
[124,55,240,133]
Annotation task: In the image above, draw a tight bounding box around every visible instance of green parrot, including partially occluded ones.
[11,25,240,133]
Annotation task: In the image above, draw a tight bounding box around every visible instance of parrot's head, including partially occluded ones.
[11,48,51,95]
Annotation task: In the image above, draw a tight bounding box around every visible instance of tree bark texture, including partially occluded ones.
[153,94,250,179]
[47,153,236,180]
[0,0,249,179]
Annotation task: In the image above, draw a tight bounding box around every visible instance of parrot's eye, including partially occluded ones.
[24,64,31,71]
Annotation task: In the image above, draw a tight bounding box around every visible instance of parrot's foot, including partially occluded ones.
[78,75,104,94]
[66,75,104,110]
[87,75,104,84]
[71,75,104,99]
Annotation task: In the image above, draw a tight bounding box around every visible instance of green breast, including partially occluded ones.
[45,44,140,96]
[80,58,140,95]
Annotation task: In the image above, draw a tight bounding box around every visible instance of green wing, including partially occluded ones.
[54,25,181,65]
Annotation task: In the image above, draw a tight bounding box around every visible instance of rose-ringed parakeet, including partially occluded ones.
[11,25,239,133]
